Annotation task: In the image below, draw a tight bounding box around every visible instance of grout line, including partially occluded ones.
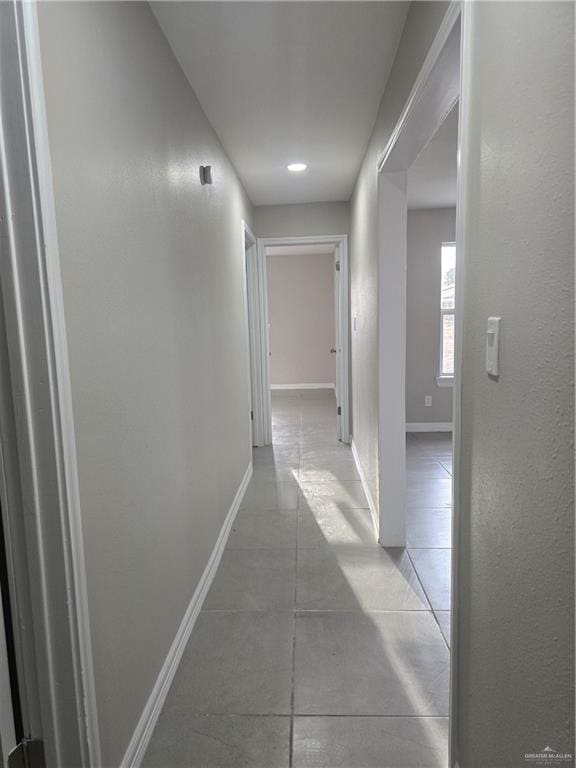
[288,549,298,767]
[287,401,302,768]
[200,607,448,614]
[405,548,451,653]
[186,712,449,719]
[404,546,433,607]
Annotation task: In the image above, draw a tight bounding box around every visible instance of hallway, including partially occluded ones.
[143,390,450,767]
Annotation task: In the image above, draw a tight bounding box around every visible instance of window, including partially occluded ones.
[439,242,456,379]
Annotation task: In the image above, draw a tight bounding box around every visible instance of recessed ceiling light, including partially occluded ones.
[287,163,307,172]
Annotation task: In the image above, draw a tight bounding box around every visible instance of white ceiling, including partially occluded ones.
[266,243,335,257]
[152,2,409,206]
[407,105,459,210]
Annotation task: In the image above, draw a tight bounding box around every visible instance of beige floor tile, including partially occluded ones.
[297,505,375,548]
[299,480,368,510]
[293,716,448,768]
[143,714,290,768]
[294,611,450,716]
[164,611,294,714]
[229,509,297,549]
[296,546,429,611]
[240,480,299,511]
[408,549,452,611]
[204,549,296,610]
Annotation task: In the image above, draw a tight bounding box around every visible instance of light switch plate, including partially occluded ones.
[486,316,501,377]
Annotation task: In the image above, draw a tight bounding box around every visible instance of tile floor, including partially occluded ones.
[405,431,453,644]
[143,390,452,767]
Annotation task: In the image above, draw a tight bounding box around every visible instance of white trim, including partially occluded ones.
[436,376,455,388]
[256,234,350,444]
[406,422,453,433]
[376,3,460,541]
[449,3,470,765]
[271,383,335,391]
[335,239,350,444]
[22,6,102,763]
[248,239,273,445]
[242,221,262,447]
[0,2,100,763]
[377,0,461,173]
[0,550,16,763]
[120,462,253,768]
[350,441,378,539]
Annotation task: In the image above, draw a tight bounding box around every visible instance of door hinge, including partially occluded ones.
[8,739,45,768]
[335,260,340,272]
[337,406,342,415]
[251,411,254,421]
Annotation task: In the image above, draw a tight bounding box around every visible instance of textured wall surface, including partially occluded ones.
[37,4,253,764]
[349,1,449,503]
[254,202,349,238]
[267,251,336,386]
[454,3,574,765]
[406,208,455,424]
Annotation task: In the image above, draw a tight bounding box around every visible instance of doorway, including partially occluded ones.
[247,234,350,447]
[375,4,462,764]
[403,104,459,649]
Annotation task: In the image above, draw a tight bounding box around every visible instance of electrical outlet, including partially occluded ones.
[425,395,432,407]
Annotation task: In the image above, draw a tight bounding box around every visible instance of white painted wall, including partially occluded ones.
[255,202,349,238]
[267,250,336,387]
[37,4,253,765]
[349,2,450,505]
[377,171,408,546]
[406,208,455,424]
[454,2,574,764]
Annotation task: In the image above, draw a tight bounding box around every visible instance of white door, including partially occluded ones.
[244,228,259,446]
[334,245,342,441]
[244,249,254,446]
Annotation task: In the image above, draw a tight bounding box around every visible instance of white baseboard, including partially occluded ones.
[120,462,253,768]
[350,440,379,537]
[406,422,453,432]
[271,383,335,390]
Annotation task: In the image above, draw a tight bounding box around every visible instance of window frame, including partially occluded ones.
[437,241,456,385]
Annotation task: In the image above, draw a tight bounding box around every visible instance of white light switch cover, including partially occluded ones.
[486,317,501,376]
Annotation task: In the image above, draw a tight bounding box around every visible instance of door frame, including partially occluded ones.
[249,234,350,445]
[375,0,460,541]
[0,1,100,765]
[375,4,463,767]
[242,221,262,446]
[0,523,17,764]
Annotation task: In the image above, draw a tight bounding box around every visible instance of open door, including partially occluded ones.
[334,245,342,441]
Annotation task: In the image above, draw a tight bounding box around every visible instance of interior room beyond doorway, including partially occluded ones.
[266,243,337,392]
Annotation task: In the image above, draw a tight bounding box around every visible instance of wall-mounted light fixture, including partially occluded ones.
[200,165,213,185]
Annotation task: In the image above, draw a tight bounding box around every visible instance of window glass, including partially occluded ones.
[440,243,456,377]
[441,313,455,376]
[441,244,456,310]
